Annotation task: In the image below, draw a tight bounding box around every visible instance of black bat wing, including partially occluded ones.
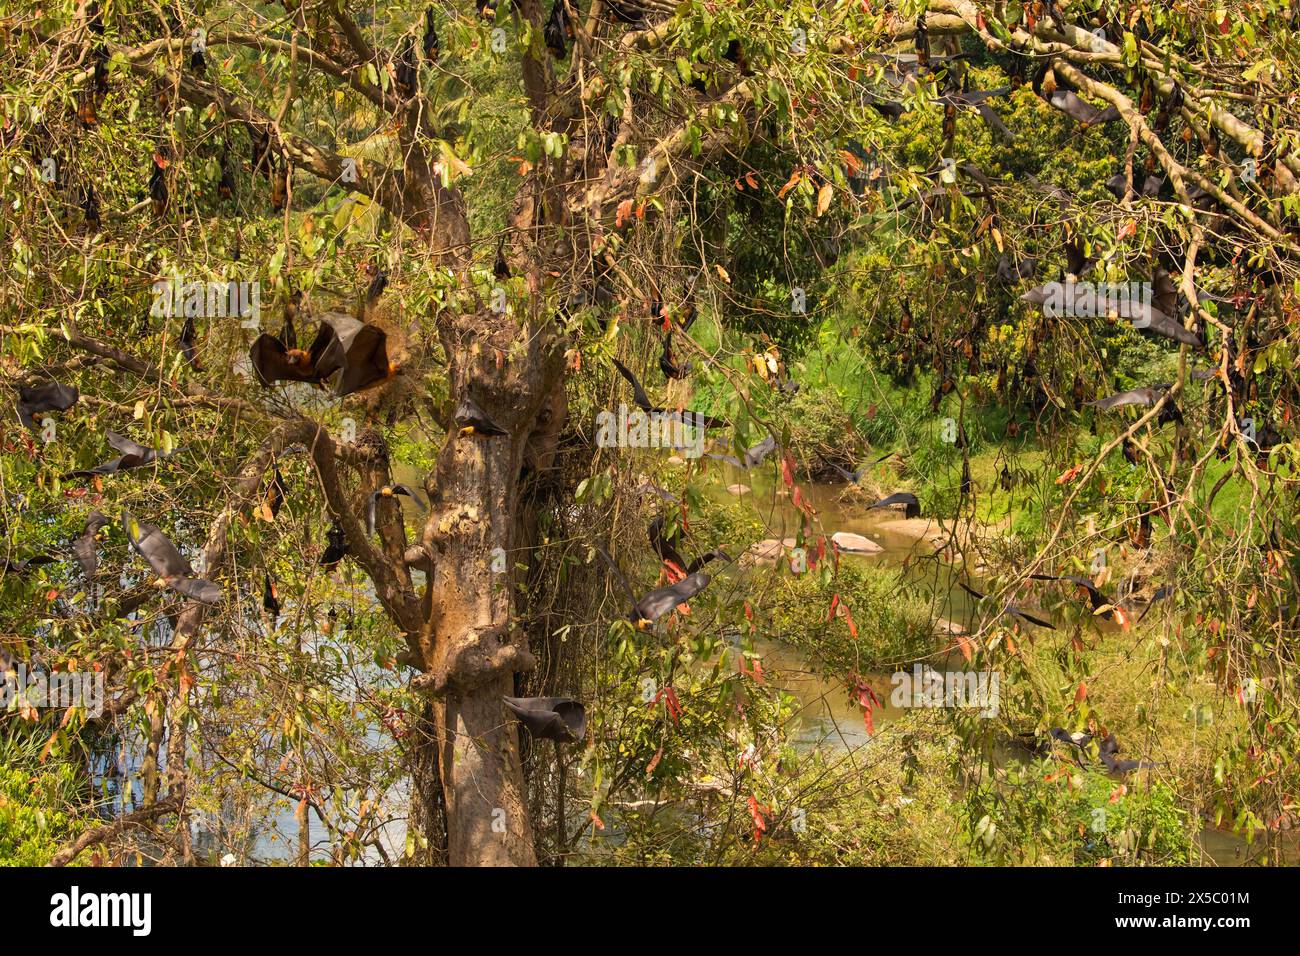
[390,485,426,509]
[335,323,390,397]
[106,430,155,461]
[167,575,222,605]
[635,571,711,622]
[17,381,78,427]
[686,549,730,574]
[743,435,777,468]
[248,333,303,386]
[1141,309,1203,347]
[870,492,918,510]
[310,317,349,382]
[975,102,1012,139]
[707,453,743,468]
[611,357,654,412]
[124,512,190,579]
[596,546,637,606]
[1007,604,1056,629]
[1059,574,1104,606]
[62,456,129,479]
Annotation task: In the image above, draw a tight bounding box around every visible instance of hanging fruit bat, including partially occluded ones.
[603,0,648,26]
[319,521,349,569]
[249,124,273,177]
[179,316,200,369]
[123,510,222,604]
[493,236,510,280]
[659,332,690,380]
[82,184,101,231]
[255,466,287,521]
[72,510,110,578]
[996,255,1037,282]
[148,149,169,217]
[270,160,288,211]
[544,0,572,60]
[217,155,235,203]
[394,35,419,97]
[77,90,98,128]
[422,8,440,62]
[262,574,280,618]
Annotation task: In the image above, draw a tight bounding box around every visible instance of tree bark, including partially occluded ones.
[411,309,565,865]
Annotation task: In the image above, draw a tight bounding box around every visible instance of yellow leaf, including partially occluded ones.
[816,182,833,216]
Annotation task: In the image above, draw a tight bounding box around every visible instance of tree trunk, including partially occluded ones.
[413,309,564,866]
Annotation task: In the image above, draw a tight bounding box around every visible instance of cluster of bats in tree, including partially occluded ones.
[10,1,1293,759]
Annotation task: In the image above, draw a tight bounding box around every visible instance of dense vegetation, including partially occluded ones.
[1,0,1298,867]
